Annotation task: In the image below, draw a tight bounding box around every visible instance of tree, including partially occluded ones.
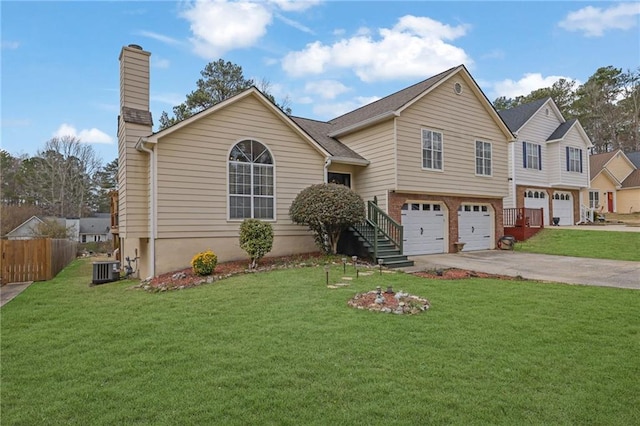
[91,158,118,213]
[573,66,623,153]
[289,183,365,254]
[31,218,75,239]
[0,204,44,236]
[493,78,577,118]
[239,219,273,269]
[617,68,640,152]
[24,136,102,217]
[159,59,291,129]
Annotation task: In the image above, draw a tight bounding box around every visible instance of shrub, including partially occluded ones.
[190,250,218,276]
[289,183,365,254]
[239,219,274,269]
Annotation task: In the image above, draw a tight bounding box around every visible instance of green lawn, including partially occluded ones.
[2,258,639,425]
[515,228,640,261]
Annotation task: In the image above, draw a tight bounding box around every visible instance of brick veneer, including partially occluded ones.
[516,185,580,224]
[388,191,504,253]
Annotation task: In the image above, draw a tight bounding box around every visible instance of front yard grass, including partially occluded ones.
[2,258,639,425]
[516,228,640,261]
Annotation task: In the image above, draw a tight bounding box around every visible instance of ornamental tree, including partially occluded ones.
[289,183,365,254]
[239,219,273,269]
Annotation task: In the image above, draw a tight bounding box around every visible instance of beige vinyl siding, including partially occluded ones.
[119,46,150,111]
[617,188,640,213]
[117,118,150,238]
[607,153,634,182]
[396,76,508,198]
[154,94,325,239]
[504,142,516,208]
[338,120,395,211]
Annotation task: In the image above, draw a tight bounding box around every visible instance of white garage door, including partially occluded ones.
[401,203,446,255]
[552,192,573,225]
[458,204,492,251]
[524,190,549,226]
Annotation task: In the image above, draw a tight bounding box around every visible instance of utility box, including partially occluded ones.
[92,261,120,284]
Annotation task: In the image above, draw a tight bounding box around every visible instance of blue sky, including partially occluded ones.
[2,0,639,164]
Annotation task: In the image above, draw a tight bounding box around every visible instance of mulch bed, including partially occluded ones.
[412,268,515,280]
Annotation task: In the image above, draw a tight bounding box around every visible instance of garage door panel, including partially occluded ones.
[552,192,573,226]
[524,191,549,226]
[458,205,492,251]
[401,203,446,255]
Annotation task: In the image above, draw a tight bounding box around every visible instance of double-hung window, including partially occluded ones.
[589,191,599,209]
[523,142,541,170]
[475,140,492,176]
[228,140,274,220]
[422,129,443,170]
[566,147,583,173]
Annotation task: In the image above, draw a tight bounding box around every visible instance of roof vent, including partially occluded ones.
[454,82,463,95]
[128,44,143,50]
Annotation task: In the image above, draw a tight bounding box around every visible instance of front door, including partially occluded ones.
[607,192,614,212]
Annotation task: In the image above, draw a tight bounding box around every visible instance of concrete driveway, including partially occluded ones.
[404,251,640,289]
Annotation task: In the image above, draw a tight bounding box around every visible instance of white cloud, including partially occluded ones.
[53,124,113,144]
[304,80,351,99]
[180,0,272,59]
[1,118,30,127]
[282,15,472,82]
[1,40,20,50]
[559,3,640,37]
[136,30,182,46]
[492,73,577,99]
[269,0,321,12]
[151,93,184,106]
[275,13,315,34]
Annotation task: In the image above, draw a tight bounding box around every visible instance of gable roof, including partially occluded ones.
[627,151,640,168]
[498,97,550,133]
[327,65,513,140]
[547,118,577,141]
[5,215,45,237]
[329,66,460,132]
[621,169,640,189]
[589,150,618,179]
[290,117,367,163]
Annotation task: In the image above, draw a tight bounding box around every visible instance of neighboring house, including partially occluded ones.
[582,150,640,214]
[5,215,111,242]
[498,98,592,226]
[117,44,514,278]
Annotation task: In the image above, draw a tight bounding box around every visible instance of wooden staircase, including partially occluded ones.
[348,201,414,268]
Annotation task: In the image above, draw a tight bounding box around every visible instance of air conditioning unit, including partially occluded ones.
[92,261,120,284]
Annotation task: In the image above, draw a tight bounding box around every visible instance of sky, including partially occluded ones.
[2,0,639,165]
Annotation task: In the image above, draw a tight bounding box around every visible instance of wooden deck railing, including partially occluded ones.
[503,208,544,228]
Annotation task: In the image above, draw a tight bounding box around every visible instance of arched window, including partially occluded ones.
[533,192,539,199]
[527,190,533,198]
[228,140,274,219]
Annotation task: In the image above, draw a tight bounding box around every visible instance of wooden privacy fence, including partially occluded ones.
[0,239,77,284]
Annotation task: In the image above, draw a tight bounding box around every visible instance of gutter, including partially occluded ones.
[135,137,157,278]
[324,158,332,183]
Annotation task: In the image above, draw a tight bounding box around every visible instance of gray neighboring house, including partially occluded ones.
[627,151,640,169]
[5,215,111,243]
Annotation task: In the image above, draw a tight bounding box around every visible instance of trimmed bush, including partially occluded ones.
[239,219,274,269]
[289,183,365,254]
[190,250,218,276]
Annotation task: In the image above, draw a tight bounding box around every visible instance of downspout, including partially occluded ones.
[324,158,332,183]
[137,138,156,278]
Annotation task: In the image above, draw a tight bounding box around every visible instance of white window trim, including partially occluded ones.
[226,139,277,222]
[524,141,541,170]
[567,146,582,173]
[421,128,444,172]
[588,190,599,209]
[475,140,492,177]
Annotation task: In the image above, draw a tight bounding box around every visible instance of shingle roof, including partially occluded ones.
[497,97,550,133]
[329,66,461,130]
[621,169,640,188]
[589,150,619,180]
[122,106,153,126]
[626,151,640,168]
[290,116,366,161]
[547,119,577,141]
[79,217,110,234]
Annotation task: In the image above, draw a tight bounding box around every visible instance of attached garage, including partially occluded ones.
[524,190,549,226]
[457,204,492,251]
[552,192,573,225]
[401,203,446,255]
